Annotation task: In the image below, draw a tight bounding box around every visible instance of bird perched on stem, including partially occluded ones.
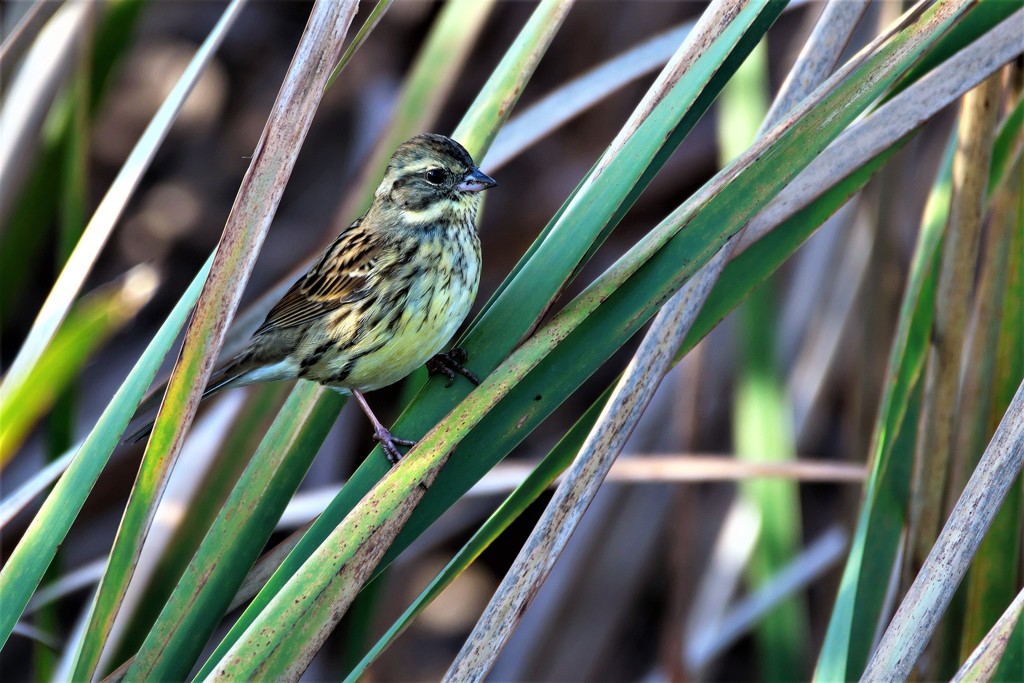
[130,134,495,462]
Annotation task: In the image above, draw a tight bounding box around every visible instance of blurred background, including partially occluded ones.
[3,1,1012,681]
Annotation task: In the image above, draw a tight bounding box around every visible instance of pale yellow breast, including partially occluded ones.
[324,229,480,392]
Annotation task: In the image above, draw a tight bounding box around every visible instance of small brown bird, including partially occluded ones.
[131,134,495,462]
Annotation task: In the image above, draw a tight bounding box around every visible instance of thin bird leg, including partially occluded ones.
[426,347,480,387]
[351,389,415,465]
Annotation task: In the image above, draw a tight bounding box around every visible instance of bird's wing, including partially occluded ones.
[254,219,378,336]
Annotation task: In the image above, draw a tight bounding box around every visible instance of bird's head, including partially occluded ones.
[374,134,496,228]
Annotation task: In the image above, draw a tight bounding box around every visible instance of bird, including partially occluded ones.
[128,133,496,463]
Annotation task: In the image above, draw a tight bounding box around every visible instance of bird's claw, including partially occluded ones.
[373,428,416,465]
[426,347,480,387]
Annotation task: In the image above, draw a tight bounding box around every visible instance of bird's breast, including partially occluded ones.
[318,227,481,392]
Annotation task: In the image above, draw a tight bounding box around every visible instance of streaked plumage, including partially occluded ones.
[130,134,495,462]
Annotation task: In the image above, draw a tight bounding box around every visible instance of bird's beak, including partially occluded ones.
[457,167,497,193]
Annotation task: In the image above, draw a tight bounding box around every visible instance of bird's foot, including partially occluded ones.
[426,347,480,387]
[373,427,417,465]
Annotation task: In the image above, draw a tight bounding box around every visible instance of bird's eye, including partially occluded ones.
[425,168,446,185]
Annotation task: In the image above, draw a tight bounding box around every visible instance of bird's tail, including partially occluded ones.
[121,365,245,445]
